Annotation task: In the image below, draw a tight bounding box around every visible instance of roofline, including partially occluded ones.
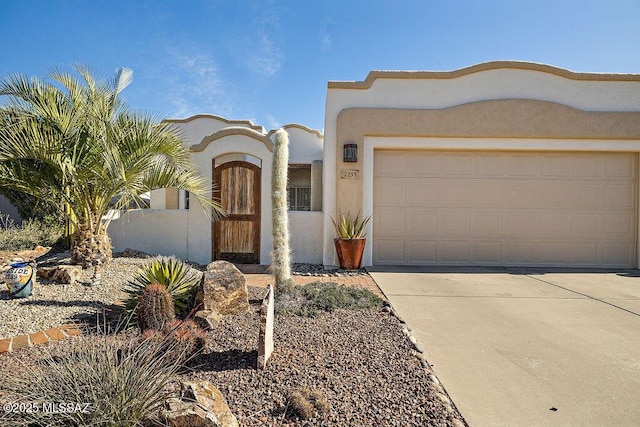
[267,123,323,138]
[163,114,264,132]
[328,61,640,90]
[190,127,274,153]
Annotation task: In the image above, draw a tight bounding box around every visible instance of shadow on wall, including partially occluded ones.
[0,194,22,226]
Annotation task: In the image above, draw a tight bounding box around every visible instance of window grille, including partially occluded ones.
[287,187,311,211]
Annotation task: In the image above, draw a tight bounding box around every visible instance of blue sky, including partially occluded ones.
[1,0,639,131]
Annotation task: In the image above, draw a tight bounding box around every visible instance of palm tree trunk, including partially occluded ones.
[70,221,112,268]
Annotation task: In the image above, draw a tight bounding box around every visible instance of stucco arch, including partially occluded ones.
[191,127,274,153]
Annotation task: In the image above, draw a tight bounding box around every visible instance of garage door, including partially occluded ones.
[373,150,636,267]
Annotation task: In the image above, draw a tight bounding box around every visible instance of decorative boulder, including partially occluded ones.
[160,380,239,427]
[36,265,83,285]
[195,261,249,317]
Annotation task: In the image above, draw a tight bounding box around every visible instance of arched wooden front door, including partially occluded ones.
[212,160,261,264]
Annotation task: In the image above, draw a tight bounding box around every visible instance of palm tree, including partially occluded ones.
[0,65,224,268]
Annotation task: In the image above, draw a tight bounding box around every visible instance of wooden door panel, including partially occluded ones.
[213,161,261,264]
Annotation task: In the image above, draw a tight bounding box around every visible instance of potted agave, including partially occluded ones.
[331,211,371,270]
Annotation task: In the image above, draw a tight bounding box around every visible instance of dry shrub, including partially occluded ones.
[138,319,206,364]
[286,387,330,420]
[1,328,185,426]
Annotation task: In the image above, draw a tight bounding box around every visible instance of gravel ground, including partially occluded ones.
[187,287,464,426]
[0,285,465,426]
[0,252,150,339]
[291,263,369,277]
[0,251,367,340]
[0,251,467,425]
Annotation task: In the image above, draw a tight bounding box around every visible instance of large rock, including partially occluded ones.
[160,380,239,427]
[195,261,249,316]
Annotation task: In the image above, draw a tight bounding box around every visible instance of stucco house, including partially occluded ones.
[110,61,640,269]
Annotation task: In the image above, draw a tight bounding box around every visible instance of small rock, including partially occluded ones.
[436,393,450,405]
[194,310,222,330]
[431,382,444,395]
[452,419,466,427]
[414,341,425,353]
[119,248,152,258]
[409,335,417,345]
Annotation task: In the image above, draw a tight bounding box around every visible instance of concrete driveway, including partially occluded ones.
[368,266,640,427]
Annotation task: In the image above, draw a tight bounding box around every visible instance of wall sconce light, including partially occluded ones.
[343,143,357,162]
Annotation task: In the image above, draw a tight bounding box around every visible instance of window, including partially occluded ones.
[287,165,311,211]
[287,187,311,211]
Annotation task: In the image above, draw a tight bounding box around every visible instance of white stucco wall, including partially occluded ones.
[271,125,323,164]
[289,211,323,264]
[142,116,326,265]
[322,62,640,266]
[166,115,263,149]
[109,209,189,260]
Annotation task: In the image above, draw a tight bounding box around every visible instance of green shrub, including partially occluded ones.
[124,256,201,318]
[275,281,383,317]
[1,328,186,426]
[137,283,176,332]
[0,214,64,251]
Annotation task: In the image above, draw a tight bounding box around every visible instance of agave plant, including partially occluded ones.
[330,211,371,239]
[124,256,202,317]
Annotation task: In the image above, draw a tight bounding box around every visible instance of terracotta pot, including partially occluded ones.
[334,238,366,270]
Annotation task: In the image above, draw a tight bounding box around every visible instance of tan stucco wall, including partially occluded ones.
[323,62,640,266]
[334,100,640,216]
[165,188,179,209]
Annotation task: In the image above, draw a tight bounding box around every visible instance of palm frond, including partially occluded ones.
[0,64,225,251]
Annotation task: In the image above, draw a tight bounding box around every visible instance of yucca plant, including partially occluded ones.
[330,211,371,239]
[124,256,201,318]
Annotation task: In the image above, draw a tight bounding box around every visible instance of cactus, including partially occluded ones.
[169,319,206,358]
[136,283,175,332]
[270,128,292,289]
[138,319,205,363]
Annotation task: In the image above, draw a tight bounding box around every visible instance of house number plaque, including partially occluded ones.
[340,169,360,179]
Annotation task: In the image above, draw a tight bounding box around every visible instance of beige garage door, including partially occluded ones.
[373,150,637,267]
